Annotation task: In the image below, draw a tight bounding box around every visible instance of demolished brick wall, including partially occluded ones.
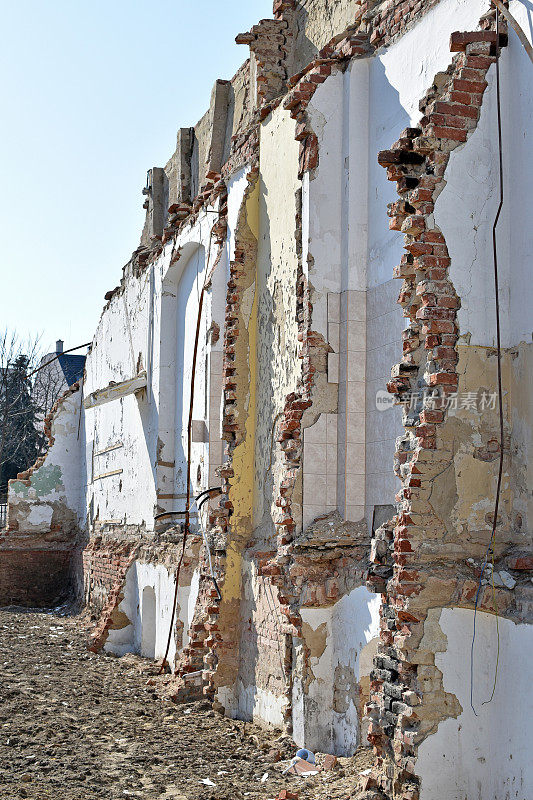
[0,383,85,607]
[82,0,490,630]
[11,1,532,794]
[206,168,261,704]
[361,15,533,800]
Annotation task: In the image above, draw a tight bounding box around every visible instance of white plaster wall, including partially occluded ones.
[86,391,155,526]
[149,227,213,524]
[236,680,287,729]
[84,262,157,526]
[417,608,533,800]
[347,60,371,293]
[507,0,533,346]
[302,50,401,524]
[168,244,209,503]
[87,172,250,668]
[379,0,491,126]
[207,168,250,486]
[8,389,86,531]
[306,67,344,336]
[84,187,240,530]
[305,25,471,523]
[365,277,403,521]
[294,587,380,755]
[304,57,371,298]
[303,2,495,527]
[366,24,405,511]
[104,560,200,666]
[435,62,509,347]
[303,64,372,523]
[302,412,338,529]
[370,0,492,278]
[254,107,301,534]
[156,239,206,517]
[435,3,533,350]
[364,0,492,521]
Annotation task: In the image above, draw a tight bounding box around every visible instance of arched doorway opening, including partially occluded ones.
[157,244,208,516]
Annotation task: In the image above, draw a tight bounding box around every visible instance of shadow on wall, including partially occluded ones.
[365,58,411,524]
[69,545,87,607]
[103,561,179,665]
[296,587,380,757]
[254,171,278,544]
[158,244,206,512]
[141,585,156,658]
[0,549,81,608]
[235,563,289,727]
[367,56,409,285]
[293,3,313,72]
[229,55,409,746]
[174,247,206,499]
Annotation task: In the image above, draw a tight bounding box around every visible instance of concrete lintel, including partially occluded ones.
[83,372,147,410]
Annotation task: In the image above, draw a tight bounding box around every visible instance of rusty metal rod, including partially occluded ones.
[26,342,92,379]
[491,0,533,64]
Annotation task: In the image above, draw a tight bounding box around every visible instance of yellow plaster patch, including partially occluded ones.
[246,179,259,240]
[109,607,132,631]
[301,620,328,659]
[225,181,260,601]
[253,106,301,527]
[446,343,531,544]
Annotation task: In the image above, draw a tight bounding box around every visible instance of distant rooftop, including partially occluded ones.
[57,353,85,387]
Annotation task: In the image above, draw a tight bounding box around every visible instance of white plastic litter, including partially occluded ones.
[296,748,315,764]
[199,778,216,786]
[282,755,320,777]
[282,757,300,775]
[261,772,269,783]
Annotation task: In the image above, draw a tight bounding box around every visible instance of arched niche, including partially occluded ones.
[140,585,156,659]
[157,243,208,516]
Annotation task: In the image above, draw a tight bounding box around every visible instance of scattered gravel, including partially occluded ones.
[0,607,372,799]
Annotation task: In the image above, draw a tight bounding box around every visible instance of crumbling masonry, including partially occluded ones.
[1,1,532,798]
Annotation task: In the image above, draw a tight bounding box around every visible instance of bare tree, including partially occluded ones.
[32,348,70,430]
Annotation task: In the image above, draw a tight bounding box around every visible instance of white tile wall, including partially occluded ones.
[338,290,366,522]
[302,412,337,530]
[302,283,403,530]
[365,279,403,517]
[328,352,339,384]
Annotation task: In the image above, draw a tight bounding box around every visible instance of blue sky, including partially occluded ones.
[1,0,272,354]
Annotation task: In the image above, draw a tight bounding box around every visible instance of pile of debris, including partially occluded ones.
[0,606,375,800]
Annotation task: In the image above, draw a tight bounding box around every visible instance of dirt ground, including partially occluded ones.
[0,607,373,800]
